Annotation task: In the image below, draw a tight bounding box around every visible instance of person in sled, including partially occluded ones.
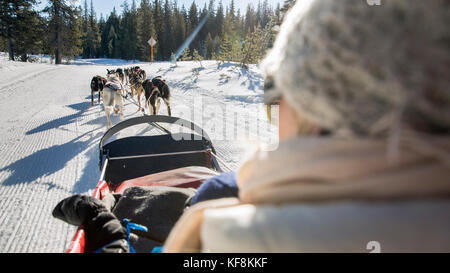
[164,0,450,252]
[54,0,450,253]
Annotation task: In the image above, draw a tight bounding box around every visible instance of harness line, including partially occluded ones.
[117,82,233,172]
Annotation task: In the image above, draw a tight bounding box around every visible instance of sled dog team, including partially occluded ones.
[90,66,172,128]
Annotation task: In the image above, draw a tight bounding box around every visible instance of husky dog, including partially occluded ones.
[129,73,146,111]
[130,66,147,82]
[106,69,116,77]
[124,68,131,85]
[116,68,125,84]
[102,74,125,129]
[90,75,107,106]
[107,68,128,96]
[143,77,171,116]
[107,68,125,84]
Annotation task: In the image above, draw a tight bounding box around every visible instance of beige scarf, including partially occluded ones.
[238,132,450,204]
[164,131,450,252]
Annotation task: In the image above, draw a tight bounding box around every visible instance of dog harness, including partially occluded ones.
[105,81,123,91]
[152,77,166,90]
[145,84,159,106]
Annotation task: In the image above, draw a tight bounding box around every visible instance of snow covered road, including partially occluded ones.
[0,58,277,253]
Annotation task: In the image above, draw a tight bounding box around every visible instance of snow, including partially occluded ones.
[0,54,278,253]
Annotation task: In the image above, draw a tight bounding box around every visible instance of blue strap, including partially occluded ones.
[152,246,164,253]
[123,218,148,253]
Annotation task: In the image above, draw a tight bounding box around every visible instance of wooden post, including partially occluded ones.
[149,37,157,63]
[151,37,154,63]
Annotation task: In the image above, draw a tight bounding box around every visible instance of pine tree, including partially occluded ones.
[241,24,262,68]
[137,0,155,61]
[204,0,215,40]
[187,1,199,54]
[173,4,186,54]
[0,0,43,61]
[229,0,235,23]
[64,5,83,61]
[102,8,121,58]
[107,25,117,57]
[161,0,174,60]
[244,4,255,33]
[230,36,242,62]
[180,47,191,61]
[81,0,89,58]
[119,1,130,60]
[44,0,83,64]
[153,0,164,60]
[280,0,296,21]
[215,0,224,37]
[241,18,275,68]
[192,48,203,67]
[256,1,262,26]
[129,0,139,60]
[198,3,209,56]
[14,2,44,61]
[274,3,282,26]
[218,32,232,63]
[205,33,213,59]
[82,0,100,58]
[117,0,138,60]
[101,8,120,58]
[89,0,101,58]
[98,14,106,57]
[0,36,4,52]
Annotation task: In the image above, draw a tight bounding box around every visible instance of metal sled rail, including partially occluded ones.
[100,115,213,151]
[108,149,211,161]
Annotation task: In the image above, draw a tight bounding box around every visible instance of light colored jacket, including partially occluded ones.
[164,132,450,253]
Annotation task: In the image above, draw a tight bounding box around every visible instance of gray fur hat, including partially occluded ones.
[262,0,450,136]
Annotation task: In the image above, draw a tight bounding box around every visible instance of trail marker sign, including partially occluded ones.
[148,37,157,62]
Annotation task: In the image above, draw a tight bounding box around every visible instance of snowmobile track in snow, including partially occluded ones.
[0,67,61,92]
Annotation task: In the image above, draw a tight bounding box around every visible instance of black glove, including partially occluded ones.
[53,195,129,253]
[52,195,109,226]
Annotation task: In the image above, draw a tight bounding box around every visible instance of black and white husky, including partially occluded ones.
[107,68,125,85]
[143,77,171,116]
[102,74,125,129]
[130,66,147,82]
[90,76,106,106]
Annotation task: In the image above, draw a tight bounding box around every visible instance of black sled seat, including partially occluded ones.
[103,133,215,185]
[99,116,222,186]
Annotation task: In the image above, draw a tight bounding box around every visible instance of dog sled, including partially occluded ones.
[66,115,225,253]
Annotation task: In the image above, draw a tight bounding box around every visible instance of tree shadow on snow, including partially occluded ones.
[169,75,200,94]
[239,68,263,93]
[0,131,103,190]
[4,100,118,193]
[26,102,93,135]
[71,140,102,194]
[206,63,263,92]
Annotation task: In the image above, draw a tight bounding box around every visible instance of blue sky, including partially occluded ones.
[38,0,285,18]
